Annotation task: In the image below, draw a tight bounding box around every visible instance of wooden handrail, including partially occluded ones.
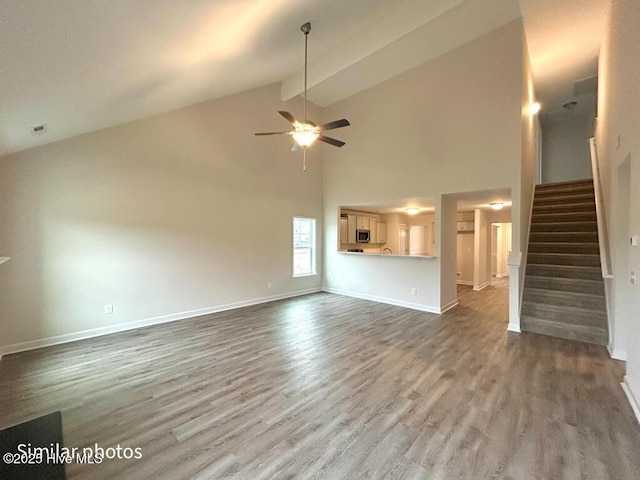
[589,137,613,278]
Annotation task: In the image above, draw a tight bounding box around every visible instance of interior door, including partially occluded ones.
[398,224,407,255]
[491,224,499,276]
[409,225,425,254]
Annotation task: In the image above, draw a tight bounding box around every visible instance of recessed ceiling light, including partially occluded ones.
[490,202,504,210]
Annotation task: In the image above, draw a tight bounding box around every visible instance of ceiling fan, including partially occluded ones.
[255,22,350,171]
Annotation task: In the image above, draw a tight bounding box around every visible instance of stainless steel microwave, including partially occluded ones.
[356,229,370,243]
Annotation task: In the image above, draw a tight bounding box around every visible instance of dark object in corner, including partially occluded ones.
[0,411,66,480]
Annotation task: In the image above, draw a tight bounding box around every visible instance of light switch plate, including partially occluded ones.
[631,235,638,247]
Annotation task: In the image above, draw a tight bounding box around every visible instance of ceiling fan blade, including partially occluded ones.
[291,143,300,152]
[318,135,345,148]
[254,131,293,136]
[278,111,299,125]
[319,118,350,131]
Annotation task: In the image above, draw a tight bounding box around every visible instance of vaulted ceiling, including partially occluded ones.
[0,0,610,156]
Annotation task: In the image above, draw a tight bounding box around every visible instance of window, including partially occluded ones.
[293,217,316,276]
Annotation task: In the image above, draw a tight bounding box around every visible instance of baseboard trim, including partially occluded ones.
[473,282,490,291]
[507,323,521,333]
[440,299,459,314]
[323,287,444,314]
[0,288,322,359]
[621,376,640,426]
[456,280,474,286]
[609,345,627,361]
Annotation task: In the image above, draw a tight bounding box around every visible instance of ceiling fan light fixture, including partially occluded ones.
[254,22,350,170]
[530,102,541,115]
[293,124,319,147]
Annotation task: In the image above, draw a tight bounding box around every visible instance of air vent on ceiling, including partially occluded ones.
[30,124,47,135]
[573,76,598,96]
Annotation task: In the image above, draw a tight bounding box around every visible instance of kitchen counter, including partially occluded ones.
[338,251,437,259]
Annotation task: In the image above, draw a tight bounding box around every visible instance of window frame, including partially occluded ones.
[292,216,317,277]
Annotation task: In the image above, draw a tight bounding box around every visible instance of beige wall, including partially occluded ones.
[597,0,640,409]
[321,20,529,313]
[0,83,324,352]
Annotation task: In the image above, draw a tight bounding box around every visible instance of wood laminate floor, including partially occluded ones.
[1,281,639,479]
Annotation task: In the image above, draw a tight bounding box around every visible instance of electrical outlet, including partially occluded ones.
[631,271,636,285]
[104,304,113,314]
[410,288,417,295]
[267,282,272,289]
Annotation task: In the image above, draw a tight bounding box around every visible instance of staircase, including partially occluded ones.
[521,179,609,345]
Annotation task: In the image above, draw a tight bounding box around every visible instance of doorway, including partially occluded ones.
[491,223,512,279]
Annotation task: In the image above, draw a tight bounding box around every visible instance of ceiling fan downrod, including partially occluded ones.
[253,21,350,172]
[301,22,310,125]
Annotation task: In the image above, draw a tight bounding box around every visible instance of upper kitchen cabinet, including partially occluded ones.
[339,217,348,244]
[370,218,378,243]
[377,223,387,244]
[347,215,357,243]
[356,216,370,230]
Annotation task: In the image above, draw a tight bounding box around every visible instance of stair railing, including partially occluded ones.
[589,137,613,278]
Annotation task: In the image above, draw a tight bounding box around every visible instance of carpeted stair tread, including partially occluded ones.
[531,211,597,223]
[530,221,597,232]
[529,231,598,243]
[520,316,608,345]
[521,302,607,326]
[528,242,600,254]
[534,193,596,205]
[533,202,596,214]
[524,275,605,295]
[527,252,601,266]
[535,179,594,189]
[523,287,606,309]
[525,264,603,280]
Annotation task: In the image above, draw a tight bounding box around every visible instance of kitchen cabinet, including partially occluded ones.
[369,218,378,243]
[347,215,357,243]
[377,223,387,244]
[356,216,370,230]
[339,217,348,244]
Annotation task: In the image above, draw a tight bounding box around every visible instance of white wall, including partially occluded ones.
[493,223,512,278]
[0,83,324,353]
[456,211,475,284]
[517,30,538,329]
[541,114,594,183]
[474,209,492,290]
[321,20,530,313]
[457,233,475,284]
[596,0,640,418]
